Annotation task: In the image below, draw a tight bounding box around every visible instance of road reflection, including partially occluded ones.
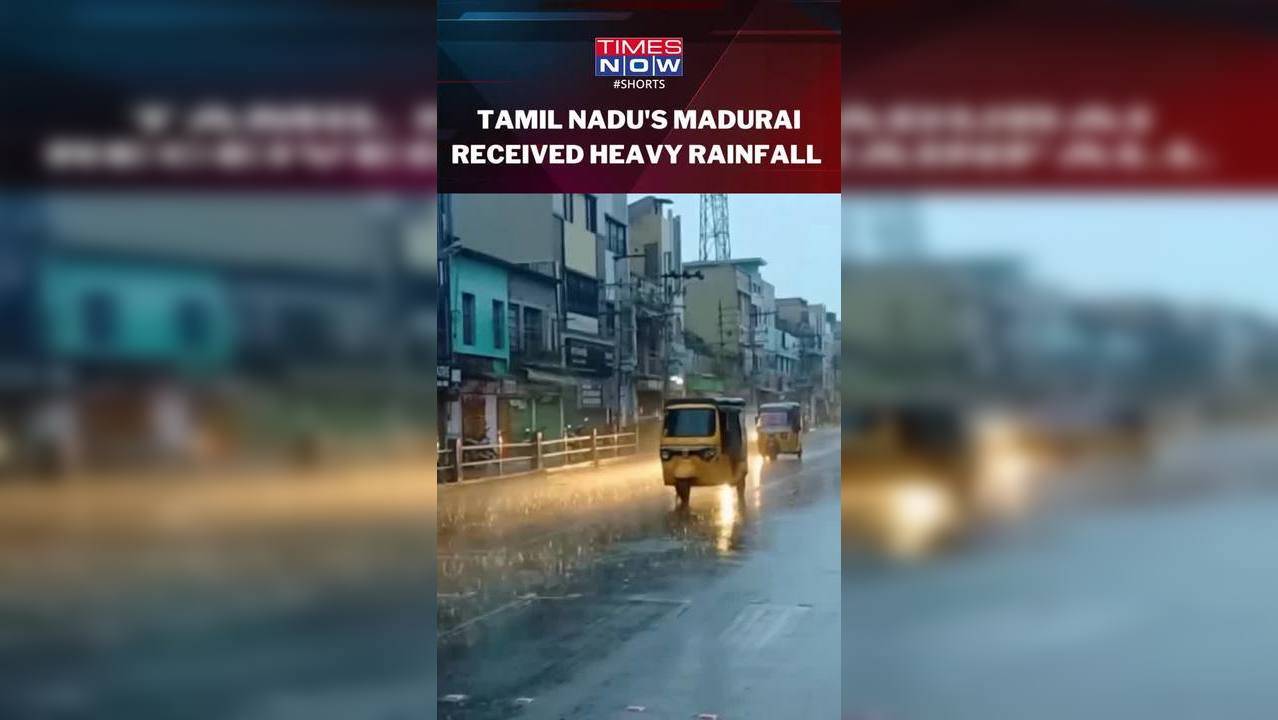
[845,420,1278,720]
[845,479,957,559]
[439,430,837,637]
[0,461,436,719]
[441,466,755,633]
[843,411,1278,567]
[438,429,841,718]
[843,428,1051,560]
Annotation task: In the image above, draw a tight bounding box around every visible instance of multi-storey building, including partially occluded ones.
[626,196,687,417]
[766,325,802,395]
[777,296,838,424]
[5,193,435,471]
[682,257,778,406]
[439,194,630,441]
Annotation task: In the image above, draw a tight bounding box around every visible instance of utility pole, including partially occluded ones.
[658,269,700,400]
[748,306,756,412]
[716,300,743,396]
[747,308,780,413]
[611,252,646,428]
[717,300,726,385]
[662,289,674,403]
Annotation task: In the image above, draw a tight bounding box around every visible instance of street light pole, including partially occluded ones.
[661,269,702,400]
[612,252,646,428]
[747,308,779,414]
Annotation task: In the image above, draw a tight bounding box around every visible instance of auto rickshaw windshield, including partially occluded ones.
[664,407,716,437]
[759,410,790,430]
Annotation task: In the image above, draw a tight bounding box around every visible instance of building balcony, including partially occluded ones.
[510,344,561,367]
[631,276,676,310]
[635,352,664,377]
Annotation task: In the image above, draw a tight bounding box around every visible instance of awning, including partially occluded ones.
[525,368,579,388]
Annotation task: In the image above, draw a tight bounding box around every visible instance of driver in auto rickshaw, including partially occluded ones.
[659,397,748,504]
[757,401,803,461]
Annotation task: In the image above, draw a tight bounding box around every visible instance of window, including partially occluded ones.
[605,301,615,336]
[82,290,117,347]
[663,407,716,437]
[564,271,598,317]
[461,292,476,345]
[606,218,627,255]
[584,195,598,232]
[561,194,574,222]
[508,302,522,353]
[524,306,544,352]
[760,409,789,430]
[492,300,505,349]
[175,298,210,349]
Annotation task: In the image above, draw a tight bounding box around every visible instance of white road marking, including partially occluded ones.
[721,602,812,651]
[440,693,469,703]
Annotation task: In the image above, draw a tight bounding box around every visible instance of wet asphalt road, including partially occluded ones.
[844,421,1278,720]
[438,427,841,720]
[0,461,436,720]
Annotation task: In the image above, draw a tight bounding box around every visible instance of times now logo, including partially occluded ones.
[595,37,684,77]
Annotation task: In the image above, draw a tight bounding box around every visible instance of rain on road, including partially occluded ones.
[438,427,841,719]
[843,420,1278,720]
[0,461,437,720]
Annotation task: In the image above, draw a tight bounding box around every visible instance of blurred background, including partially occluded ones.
[1,1,438,718]
[841,195,1278,719]
[0,194,438,719]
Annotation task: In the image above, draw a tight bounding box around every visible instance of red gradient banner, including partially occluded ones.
[439,0,840,192]
[842,0,1278,189]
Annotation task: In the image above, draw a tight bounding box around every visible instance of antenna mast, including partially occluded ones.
[699,194,730,261]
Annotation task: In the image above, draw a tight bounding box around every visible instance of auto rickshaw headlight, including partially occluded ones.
[660,449,673,462]
[698,448,718,461]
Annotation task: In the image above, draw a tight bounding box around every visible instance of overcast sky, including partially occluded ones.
[624,195,1278,322]
[639,194,842,315]
[916,195,1278,319]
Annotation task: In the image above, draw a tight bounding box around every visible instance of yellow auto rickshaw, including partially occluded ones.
[757,401,803,461]
[660,397,748,504]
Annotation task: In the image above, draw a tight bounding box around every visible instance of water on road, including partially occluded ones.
[0,462,437,720]
[843,421,1278,720]
[438,428,841,719]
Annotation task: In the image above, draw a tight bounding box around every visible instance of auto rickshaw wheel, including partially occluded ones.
[675,480,691,505]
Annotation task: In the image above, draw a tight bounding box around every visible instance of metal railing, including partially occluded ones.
[437,429,640,483]
[510,344,560,365]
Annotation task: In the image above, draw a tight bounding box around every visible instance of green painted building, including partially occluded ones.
[449,253,510,368]
[39,257,234,373]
